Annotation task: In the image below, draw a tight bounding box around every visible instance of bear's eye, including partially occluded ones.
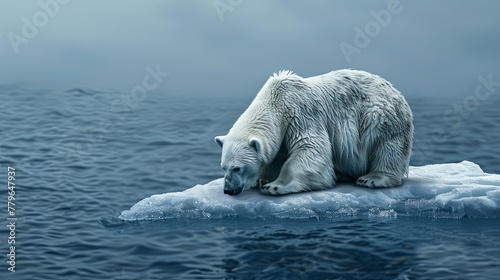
[232,167,241,173]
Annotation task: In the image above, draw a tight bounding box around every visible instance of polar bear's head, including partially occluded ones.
[214,135,265,195]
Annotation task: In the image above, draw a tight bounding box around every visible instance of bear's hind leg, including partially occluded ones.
[356,136,409,188]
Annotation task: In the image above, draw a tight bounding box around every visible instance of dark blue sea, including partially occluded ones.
[1,86,500,280]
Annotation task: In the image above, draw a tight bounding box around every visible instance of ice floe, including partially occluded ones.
[120,161,500,220]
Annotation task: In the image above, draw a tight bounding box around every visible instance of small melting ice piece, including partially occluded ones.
[120,161,500,220]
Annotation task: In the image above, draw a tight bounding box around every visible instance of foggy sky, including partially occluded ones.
[1,0,499,100]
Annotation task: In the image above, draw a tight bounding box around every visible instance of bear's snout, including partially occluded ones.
[223,184,243,195]
[224,189,236,195]
[223,177,244,196]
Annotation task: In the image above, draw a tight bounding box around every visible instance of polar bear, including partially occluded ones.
[215,69,413,195]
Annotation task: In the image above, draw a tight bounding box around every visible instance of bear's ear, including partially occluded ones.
[249,137,263,153]
[214,136,225,148]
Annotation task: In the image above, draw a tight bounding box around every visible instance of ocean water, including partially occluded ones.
[1,86,500,280]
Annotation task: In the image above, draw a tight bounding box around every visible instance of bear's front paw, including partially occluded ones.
[356,172,400,188]
[260,181,309,195]
[259,182,285,195]
[256,179,268,189]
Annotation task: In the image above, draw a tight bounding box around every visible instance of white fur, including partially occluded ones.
[216,69,413,195]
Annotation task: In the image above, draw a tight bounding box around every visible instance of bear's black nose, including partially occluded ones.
[224,189,235,195]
